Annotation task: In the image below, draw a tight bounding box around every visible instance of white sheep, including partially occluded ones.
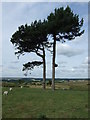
[62,88,67,90]
[62,88,65,90]
[3,91,8,95]
[21,86,23,88]
[9,88,12,91]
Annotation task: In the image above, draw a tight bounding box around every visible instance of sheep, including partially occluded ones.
[62,88,65,90]
[62,88,68,90]
[3,91,8,95]
[9,88,12,91]
[21,86,23,88]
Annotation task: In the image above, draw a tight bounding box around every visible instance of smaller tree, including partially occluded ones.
[11,20,48,89]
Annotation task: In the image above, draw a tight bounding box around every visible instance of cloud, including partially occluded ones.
[72,57,88,73]
[0,65,2,74]
[0,65,3,67]
[8,66,18,70]
[2,65,23,77]
[57,43,84,57]
[60,67,85,73]
[56,66,87,78]
[11,61,19,64]
[83,57,90,65]
[57,61,67,64]
[83,57,90,77]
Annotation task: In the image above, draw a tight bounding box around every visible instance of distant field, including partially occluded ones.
[2,81,88,118]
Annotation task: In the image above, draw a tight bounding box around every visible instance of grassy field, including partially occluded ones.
[2,81,88,118]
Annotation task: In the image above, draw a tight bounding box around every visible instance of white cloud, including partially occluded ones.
[0,65,2,75]
[83,56,90,65]
[11,61,20,64]
[2,65,23,77]
[57,43,84,57]
[71,57,88,74]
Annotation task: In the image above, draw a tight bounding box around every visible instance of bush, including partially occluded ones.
[69,84,88,91]
[38,114,48,120]
[47,80,52,86]
[2,82,17,87]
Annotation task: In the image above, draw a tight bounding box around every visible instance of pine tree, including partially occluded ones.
[47,6,84,90]
[10,20,50,89]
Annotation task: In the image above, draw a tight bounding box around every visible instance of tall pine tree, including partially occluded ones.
[47,6,84,90]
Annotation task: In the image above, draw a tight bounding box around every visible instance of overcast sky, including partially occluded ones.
[1,2,88,78]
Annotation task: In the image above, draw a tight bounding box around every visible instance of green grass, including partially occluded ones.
[2,86,88,118]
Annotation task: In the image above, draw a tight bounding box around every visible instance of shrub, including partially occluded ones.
[38,114,48,120]
[47,80,52,86]
[2,82,17,87]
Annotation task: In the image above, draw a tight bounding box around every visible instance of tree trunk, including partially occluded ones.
[52,34,56,91]
[43,46,46,90]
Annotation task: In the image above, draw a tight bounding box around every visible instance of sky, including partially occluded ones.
[0,2,89,78]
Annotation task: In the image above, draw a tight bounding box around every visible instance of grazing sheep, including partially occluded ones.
[62,88,67,90]
[9,88,12,91]
[3,91,8,95]
[62,88,65,90]
[21,86,23,88]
